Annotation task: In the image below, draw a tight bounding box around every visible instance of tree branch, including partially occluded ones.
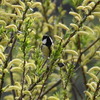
[93,79,100,100]
[63,1,100,48]
[40,79,61,99]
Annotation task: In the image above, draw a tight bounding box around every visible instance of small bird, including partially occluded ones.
[41,35,53,58]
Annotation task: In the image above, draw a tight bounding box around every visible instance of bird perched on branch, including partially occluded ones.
[41,35,53,58]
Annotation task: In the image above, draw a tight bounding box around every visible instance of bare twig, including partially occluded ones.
[40,79,61,99]
[0,38,16,98]
[93,79,100,100]
[75,40,100,89]
[17,67,49,100]
[36,73,49,100]
[75,37,100,69]
[41,59,48,68]
[19,35,27,100]
[36,60,57,100]
[9,69,16,100]
[9,45,16,100]
[71,85,77,100]
[82,38,100,54]
[70,79,83,100]
[81,67,88,89]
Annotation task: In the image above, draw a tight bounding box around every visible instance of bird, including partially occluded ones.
[41,35,53,58]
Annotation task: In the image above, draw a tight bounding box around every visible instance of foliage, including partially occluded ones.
[0,0,100,100]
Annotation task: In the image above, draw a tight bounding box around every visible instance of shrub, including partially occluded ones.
[0,0,100,100]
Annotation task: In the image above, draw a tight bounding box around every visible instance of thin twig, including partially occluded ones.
[40,79,61,99]
[9,69,16,100]
[75,37,100,70]
[70,79,83,100]
[0,38,16,98]
[17,67,49,100]
[4,33,14,52]
[63,72,72,99]
[9,51,16,100]
[17,40,62,99]
[71,85,77,100]
[36,60,57,100]
[75,44,100,89]
[36,73,49,100]
[82,38,100,54]
[41,59,48,68]
[20,61,26,100]
[81,66,88,89]
[93,79,100,100]
[76,35,87,89]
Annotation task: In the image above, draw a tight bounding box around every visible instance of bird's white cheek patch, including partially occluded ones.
[49,37,53,44]
[42,39,47,44]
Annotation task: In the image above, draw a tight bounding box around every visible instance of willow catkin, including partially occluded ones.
[57,23,69,31]
[64,50,78,56]
[0,52,5,61]
[5,85,21,92]
[87,15,94,20]
[0,20,6,26]
[0,45,4,52]
[54,35,62,40]
[87,72,99,82]
[25,75,32,85]
[48,96,60,100]
[10,67,23,73]
[87,83,95,92]
[7,59,22,69]
[5,24,17,31]
[69,11,82,21]
[25,63,36,70]
[88,66,100,73]
[84,91,92,100]
[70,23,79,30]
[23,90,31,96]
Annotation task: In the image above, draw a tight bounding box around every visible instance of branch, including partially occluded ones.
[0,3,30,99]
[17,47,60,99]
[40,79,61,99]
[9,43,16,100]
[75,41,100,89]
[71,85,77,100]
[82,38,100,54]
[75,37,100,69]
[17,67,49,100]
[36,61,57,100]
[19,32,27,100]
[81,66,88,89]
[36,73,49,100]
[0,38,16,98]
[70,79,83,100]
[93,79,100,100]
[63,1,100,48]
[9,69,16,100]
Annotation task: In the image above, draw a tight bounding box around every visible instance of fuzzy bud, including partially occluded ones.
[57,23,69,31]
[48,96,60,100]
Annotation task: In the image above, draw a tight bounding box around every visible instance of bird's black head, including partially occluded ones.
[42,35,53,47]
